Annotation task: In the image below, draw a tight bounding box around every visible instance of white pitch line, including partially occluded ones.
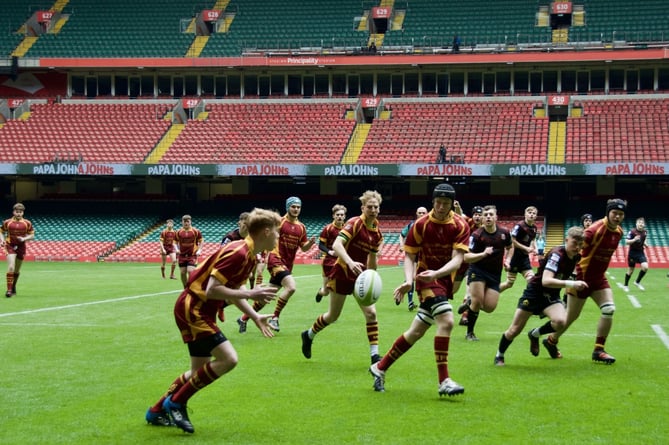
[651,325,669,351]
[0,322,102,327]
[613,281,642,308]
[0,290,179,318]
[0,267,396,320]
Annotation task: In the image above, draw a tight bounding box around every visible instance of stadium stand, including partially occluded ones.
[105,212,319,263]
[26,240,116,262]
[359,99,549,164]
[566,98,669,163]
[200,0,364,57]
[7,0,669,59]
[160,101,356,164]
[0,102,173,163]
[569,0,669,44]
[0,0,38,57]
[2,95,668,165]
[381,0,552,49]
[1,212,159,261]
[26,0,197,58]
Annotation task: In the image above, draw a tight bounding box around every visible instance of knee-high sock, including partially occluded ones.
[273,297,288,318]
[467,310,480,335]
[150,372,189,412]
[435,336,451,382]
[310,314,329,335]
[538,320,556,335]
[378,334,412,371]
[497,333,512,356]
[11,272,19,291]
[172,362,220,405]
[366,321,379,346]
[6,272,15,292]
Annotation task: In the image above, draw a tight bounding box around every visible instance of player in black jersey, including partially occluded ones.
[494,227,587,366]
[500,206,538,294]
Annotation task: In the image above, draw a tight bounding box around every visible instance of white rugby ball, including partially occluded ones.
[353,269,382,306]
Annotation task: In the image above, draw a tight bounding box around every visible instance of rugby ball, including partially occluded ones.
[353,269,382,306]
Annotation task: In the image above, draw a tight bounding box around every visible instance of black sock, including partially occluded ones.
[636,270,646,283]
[498,333,512,355]
[624,273,631,286]
[538,320,556,336]
[467,310,479,334]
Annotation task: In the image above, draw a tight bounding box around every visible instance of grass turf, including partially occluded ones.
[1,262,667,444]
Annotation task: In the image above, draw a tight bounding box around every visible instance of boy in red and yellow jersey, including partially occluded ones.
[301,191,384,365]
[543,199,626,364]
[0,203,35,297]
[145,208,281,434]
[159,219,177,279]
[175,214,203,288]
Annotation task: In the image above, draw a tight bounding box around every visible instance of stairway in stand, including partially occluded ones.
[544,221,565,252]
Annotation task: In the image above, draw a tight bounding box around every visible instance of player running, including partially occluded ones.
[541,199,627,364]
[494,227,587,366]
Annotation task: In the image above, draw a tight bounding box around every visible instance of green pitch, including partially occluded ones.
[1,262,667,444]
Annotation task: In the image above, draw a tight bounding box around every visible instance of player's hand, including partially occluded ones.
[573,280,588,291]
[415,270,437,283]
[248,285,277,304]
[348,261,365,276]
[253,314,275,338]
[393,282,412,305]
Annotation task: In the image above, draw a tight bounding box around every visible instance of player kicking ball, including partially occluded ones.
[369,184,470,397]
